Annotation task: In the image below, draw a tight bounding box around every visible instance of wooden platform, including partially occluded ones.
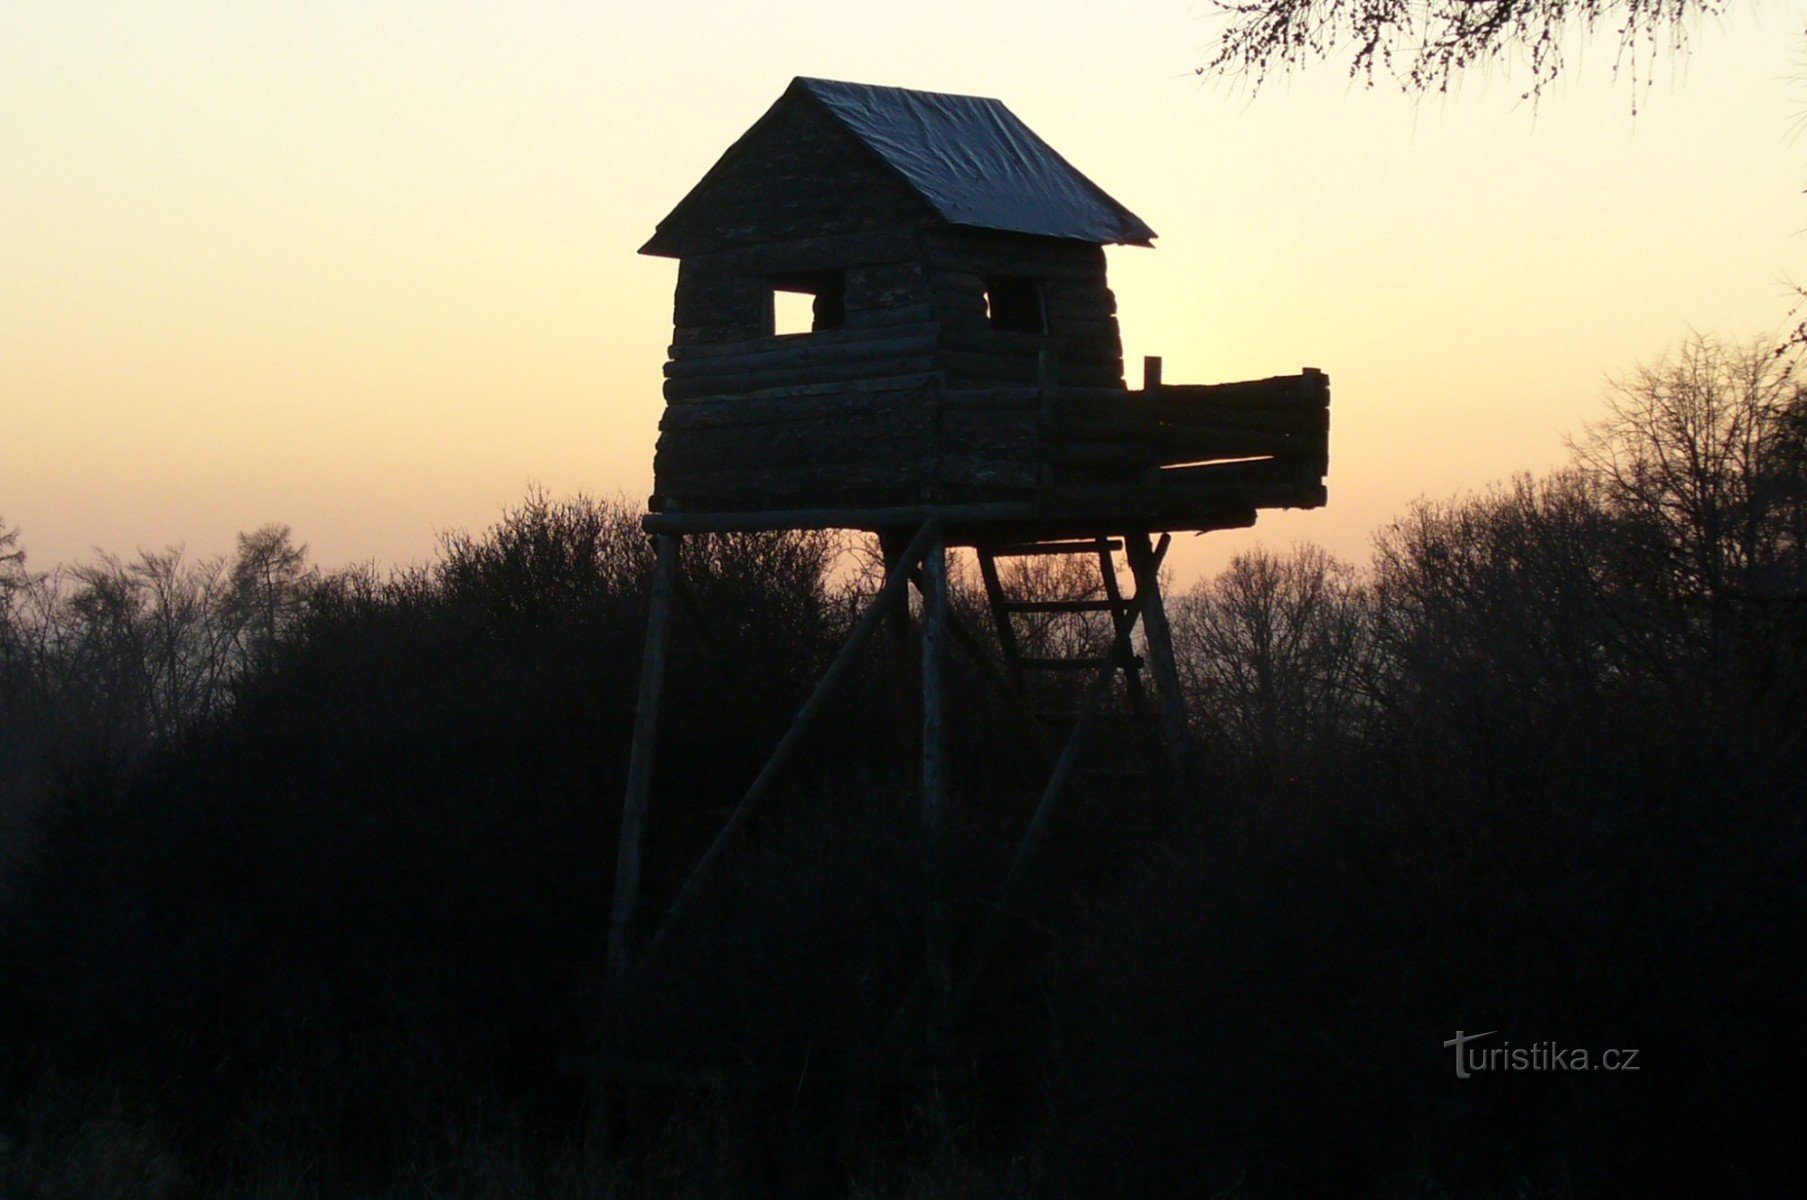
[647,368,1329,540]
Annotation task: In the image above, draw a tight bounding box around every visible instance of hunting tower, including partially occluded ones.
[602,78,1330,1055]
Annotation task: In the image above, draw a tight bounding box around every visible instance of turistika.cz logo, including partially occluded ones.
[1443,1030,1641,1079]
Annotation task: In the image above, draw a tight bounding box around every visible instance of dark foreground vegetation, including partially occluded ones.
[1,336,1804,1197]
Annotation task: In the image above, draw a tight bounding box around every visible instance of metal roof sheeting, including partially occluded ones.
[795,77,1155,246]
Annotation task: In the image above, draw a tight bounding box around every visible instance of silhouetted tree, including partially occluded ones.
[1170,543,1372,772]
[1203,0,1731,99]
[225,524,314,672]
[1573,336,1807,674]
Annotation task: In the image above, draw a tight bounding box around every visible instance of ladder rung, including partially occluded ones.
[1002,598,1121,614]
[986,538,1124,558]
[1017,655,1142,672]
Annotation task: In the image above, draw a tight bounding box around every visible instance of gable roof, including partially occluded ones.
[641,77,1155,257]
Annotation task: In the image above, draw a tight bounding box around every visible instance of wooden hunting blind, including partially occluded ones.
[639,76,1327,534]
[599,79,1333,1075]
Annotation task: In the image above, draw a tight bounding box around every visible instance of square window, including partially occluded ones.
[985,276,1045,334]
[770,269,846,335]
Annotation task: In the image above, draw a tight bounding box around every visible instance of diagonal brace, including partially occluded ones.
[623,518,940,986]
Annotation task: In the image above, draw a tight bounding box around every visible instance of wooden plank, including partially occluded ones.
[664,371,936,405]
[663,353,938,401]
[639,494,1270,536]
[938,349,1122,389]
[1050,399,1329,438]
[664,328,938,379]
[842,302,936,331]
[988,538,1125,556]
[659,388,925,432]
[1061,421,1308,462]
[1043,442,1153,469]
[1158,375,1330,411]
[655,459,927,499]
[668,320,937,361]
[938,326,1123,361]
[936,460,1033,496]
[1156,459,1308,487]
[671,318,769,346]
[656,425,931,476]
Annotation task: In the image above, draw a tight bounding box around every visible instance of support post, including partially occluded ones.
[920,528,951,1022]
[605,534,679,992]
[879,528,921,763]
[1126,532,1193,782]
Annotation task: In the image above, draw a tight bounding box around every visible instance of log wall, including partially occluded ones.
[923,229,1125,390]
[649,220,1326,524]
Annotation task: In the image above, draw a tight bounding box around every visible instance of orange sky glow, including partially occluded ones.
[5,1,1803,587]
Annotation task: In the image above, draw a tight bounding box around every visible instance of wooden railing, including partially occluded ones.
[1040,363,1329,509]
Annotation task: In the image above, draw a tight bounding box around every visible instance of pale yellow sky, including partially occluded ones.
[4,1,1802,585]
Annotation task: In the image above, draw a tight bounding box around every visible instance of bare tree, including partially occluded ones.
[1202,0,1727,100]
[1171,543,1373,770]
[1572,336,1807,667]
[227,524,315,669]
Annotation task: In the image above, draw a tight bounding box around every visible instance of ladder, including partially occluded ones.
[974,536,1164,783]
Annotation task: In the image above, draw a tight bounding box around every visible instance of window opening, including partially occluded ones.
[770,269,846,335]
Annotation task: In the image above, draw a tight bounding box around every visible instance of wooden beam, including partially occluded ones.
[975,549,1029,695]
[920,528,951,1019]
[641,503,1260,539]
[1096,537,1153,715]
[605,534,679,992]
[1127,532,1194,782]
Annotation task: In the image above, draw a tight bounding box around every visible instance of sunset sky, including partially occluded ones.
[5,1,1803,586]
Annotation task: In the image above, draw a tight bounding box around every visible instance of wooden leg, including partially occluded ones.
[605,534,679,992]
[1127,532,1193,783]
[591,533,678,1153]
[879,528,921,763]
[920,529,951,1021]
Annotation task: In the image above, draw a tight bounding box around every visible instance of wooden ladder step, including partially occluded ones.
[1001,598,1122,614]
[986,538,1124,558]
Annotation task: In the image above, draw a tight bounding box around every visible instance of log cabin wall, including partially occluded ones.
[925,228,1128,504]
[655,223,947,512]
[649,96,954,512]
[924,228,1124,390]
[655,224,1140,513]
